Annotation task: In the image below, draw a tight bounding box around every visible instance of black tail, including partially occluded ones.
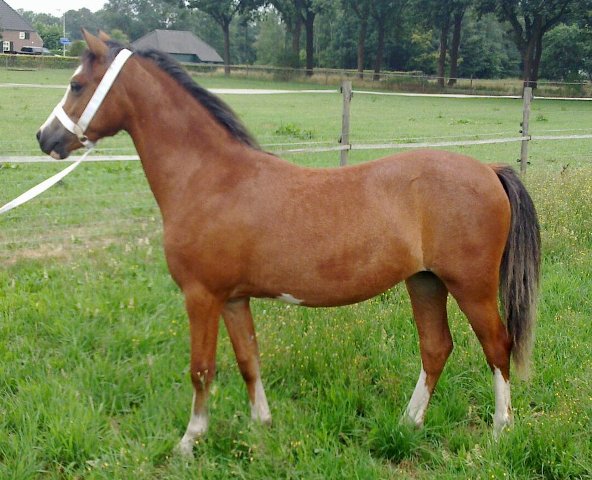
[493,165,541,379]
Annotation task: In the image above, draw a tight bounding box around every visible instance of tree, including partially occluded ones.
[448,1,470,85]
[179,0,262,75]
[36,23,62,51]
[109,28,130,44]
[457,11,520,79]
[540,23,591,80]
[268,0,303,67]
[68,40,87,57]
[300,0,319,75]
[254,9,286,65]
[101,0,196,41]
[313,3,358,69]
[416,0,469,87]
[63,8,101,40]
[370,0,409,81]
[477,0,581,88]
[233,13,259,64]
[268,0,331,75]
[342,0,371,78]
[19,11,61,28]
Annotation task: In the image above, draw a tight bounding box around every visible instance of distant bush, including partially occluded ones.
[0,54,80,70]
[67,41,87,58]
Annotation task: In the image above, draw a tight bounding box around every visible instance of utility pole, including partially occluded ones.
[62,11,66,56]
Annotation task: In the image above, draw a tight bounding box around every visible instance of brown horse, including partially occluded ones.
[37,31,540,455]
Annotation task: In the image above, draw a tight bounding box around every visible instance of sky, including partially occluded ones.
[6,0,107,16]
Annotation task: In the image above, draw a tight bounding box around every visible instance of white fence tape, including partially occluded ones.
[2,133,591,163]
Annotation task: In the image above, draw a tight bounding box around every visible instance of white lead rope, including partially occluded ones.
[0,149,92,215]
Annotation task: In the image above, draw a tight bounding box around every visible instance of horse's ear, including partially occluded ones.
[98,30,111,42]
[82,28,108,59]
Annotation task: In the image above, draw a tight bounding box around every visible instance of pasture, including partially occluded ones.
[1,68,591,479]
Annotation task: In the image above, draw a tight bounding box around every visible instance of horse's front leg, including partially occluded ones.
[222,298,271,425]
[176,285,223,457]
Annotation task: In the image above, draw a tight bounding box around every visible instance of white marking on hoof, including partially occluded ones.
[277,293,303,305]
[493,367,513,439]
[176,395,208,457]
[250,378,272,424]
[176,412,207,457]
[402,368,431,427]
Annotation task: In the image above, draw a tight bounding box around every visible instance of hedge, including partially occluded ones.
[0,54,80,70]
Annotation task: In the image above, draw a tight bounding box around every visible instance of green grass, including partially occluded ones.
[0,69,591,478]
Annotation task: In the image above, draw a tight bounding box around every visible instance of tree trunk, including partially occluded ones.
[447,11,464,87]
[223,22,231,76]
[291,15,302,67]
[522,35,537,88]
[304,9,315,76]
[373,21,385,81]
[530,31,544,88]
[437,20,450,88]
[522,17,545,89]
[357,16,368,79]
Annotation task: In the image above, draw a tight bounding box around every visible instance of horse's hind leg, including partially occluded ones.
[222,298,271,424]
[450,284,512,437]
[177,285,223,456]
[402,272,453,427]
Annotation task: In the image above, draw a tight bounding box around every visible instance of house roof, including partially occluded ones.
[131,30,223,63]
[0,0,36,31]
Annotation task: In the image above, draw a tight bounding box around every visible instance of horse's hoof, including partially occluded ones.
[399,413,423,429]
[251,411,272,426]
[174,438,196,459]
[493,418,513,440]
[255,416,272,428]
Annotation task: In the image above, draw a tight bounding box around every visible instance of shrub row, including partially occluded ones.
[0,54,80,71]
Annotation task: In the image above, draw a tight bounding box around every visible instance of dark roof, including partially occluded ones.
[131,30,223,63]
[0,0,36,31]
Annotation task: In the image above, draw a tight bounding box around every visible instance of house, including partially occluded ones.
[0,0,44,53]
[131,30,223,64]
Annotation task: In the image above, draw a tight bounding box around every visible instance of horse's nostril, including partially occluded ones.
[36,130,41,142]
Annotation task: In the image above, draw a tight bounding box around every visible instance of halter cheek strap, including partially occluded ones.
[54,48,133,149]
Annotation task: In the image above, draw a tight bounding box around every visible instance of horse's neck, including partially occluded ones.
[124,62,250,215]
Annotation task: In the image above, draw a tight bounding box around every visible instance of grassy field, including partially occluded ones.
[1,68,591,479]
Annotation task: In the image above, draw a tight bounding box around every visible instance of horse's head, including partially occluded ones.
[37,30,132,159]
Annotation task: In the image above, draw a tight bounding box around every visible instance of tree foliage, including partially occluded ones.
[341,0,371,76]
[477,0,582,85]
[178,0,263,74]
[35,23,62,51]
[20,0,592,85]
[268,0,332,73]
[540,23,592,80]
[369,0,409,80]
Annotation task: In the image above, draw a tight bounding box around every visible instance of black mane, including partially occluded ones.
[85,42,260,150]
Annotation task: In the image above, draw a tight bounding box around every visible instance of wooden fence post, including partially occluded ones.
[520,87,533,176]
[340,80,353,166]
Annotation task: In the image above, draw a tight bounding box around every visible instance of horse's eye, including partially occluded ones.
[70,81,83,94]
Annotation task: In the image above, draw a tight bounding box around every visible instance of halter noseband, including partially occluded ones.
[53,48,133,149]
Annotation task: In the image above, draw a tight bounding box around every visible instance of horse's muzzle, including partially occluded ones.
[37,124,73,160]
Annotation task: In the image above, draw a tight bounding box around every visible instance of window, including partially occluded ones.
[18,32,30,40]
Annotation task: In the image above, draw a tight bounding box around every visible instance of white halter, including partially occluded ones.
[52,48,133,149]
